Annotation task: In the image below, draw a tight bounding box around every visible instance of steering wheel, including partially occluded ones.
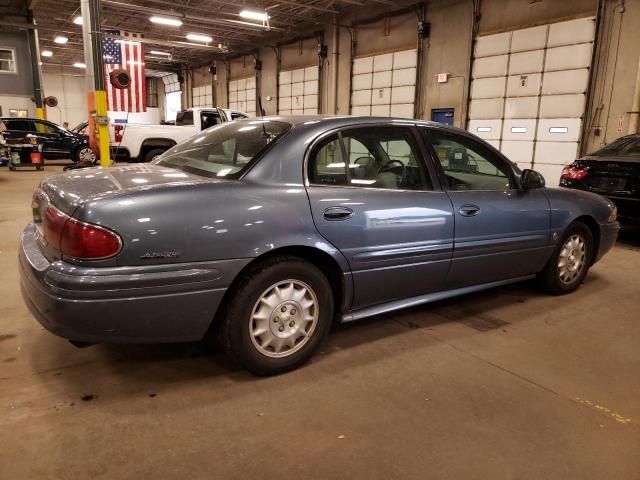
[377,159,406,187]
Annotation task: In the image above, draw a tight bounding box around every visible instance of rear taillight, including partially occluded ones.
[561,165,589,181]
[114,125,124,143]
[43,206,122,260]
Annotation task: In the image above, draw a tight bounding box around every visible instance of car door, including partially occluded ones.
[32,120,67,157]
[2,118,34,142]
[305,124,454,310]
[420,127,551,289]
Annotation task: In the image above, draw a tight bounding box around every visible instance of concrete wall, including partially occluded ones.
[0,28,35,116]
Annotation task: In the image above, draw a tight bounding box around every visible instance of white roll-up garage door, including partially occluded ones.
[228,76,257,116]
[192,85,212,108]
[468,17,595,184]
[278,65,319,115]
[350,49,417,119]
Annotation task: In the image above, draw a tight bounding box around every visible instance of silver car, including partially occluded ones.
[19,116,620,375]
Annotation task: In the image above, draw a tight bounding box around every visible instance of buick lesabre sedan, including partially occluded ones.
[20,116,620,375]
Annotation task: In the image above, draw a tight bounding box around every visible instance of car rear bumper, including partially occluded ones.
[19,224,250,344]
[595,221,620,263]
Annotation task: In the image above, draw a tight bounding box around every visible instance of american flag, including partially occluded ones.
[102,30,146,113]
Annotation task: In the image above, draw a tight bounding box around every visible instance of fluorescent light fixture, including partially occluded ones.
[239,9,269,21]
[115,39,141,45]
[511,127,527,133]
[73,62,86,68]
[41,50,53,57]
[54,35,68,44]
[149,16,183,27]
[186,33,213,43]
[549,127,569,133]
[73,16,83,25]
[150,50,171,56]
[476,126,492,132]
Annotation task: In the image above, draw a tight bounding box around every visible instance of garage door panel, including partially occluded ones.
[509,50,544,75]
[279,96,292,109]
[469,98,504,120]
[534,141,579,165]
[536,118,581,142]
[229,91,238,103]
[373,53,393,72]
[372,70,392,88]
[353,56,373,74]
[547,17,595,47]
[303,108,318,115]
[390,103,414,118]
[247,100,256,114]
[246,77,256,89]
[392,49,417,69]
[503,119,537,141]
[506,73,541,97]
[352,89,372,106]
[304,66,319,81]
[391,85,415,104]
[475,32,510,58]
[352,105,371,116]
[539,94,585,118]
[279,71,291,85]
[545,44,592,71]
[501,140,534,165]
[237,89,246,101]
[484,139,501,150]
[511,25,547,52]
[246,88,256,102]
[504,96,538,118]
[305,94,318,109]
[468,119,502,140]
[237,78,246,90]
[304,80,318,95]
[371,87,392,105]
[542,69,589,94]
[279,109,291,115]
[292,69,305,83]
[279,83,292,98]
[292,95,304,109]
[533,163,564,187]
[472,55,508,79]
[292,109,304,115]
[291,82,304,96]
[352,73,373,90]
[229,81,238,92]
[470,77,506,99]
[392,67,416,87]
[371,104,391,117]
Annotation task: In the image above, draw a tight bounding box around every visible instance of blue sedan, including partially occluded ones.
[19,116,620,375]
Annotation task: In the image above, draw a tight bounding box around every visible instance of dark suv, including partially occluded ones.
[0,117,94,162]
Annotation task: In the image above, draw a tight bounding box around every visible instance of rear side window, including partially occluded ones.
[175,111,193,126]
[231,113,248,120]
[590,137,640,157]
[308,126,432,190]
[5,119,33,131]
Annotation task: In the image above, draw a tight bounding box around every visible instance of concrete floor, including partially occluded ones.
[1,164,639,479]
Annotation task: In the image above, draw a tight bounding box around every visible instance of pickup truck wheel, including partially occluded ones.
[218,256,333,376]
[538,222,593,295]
[142,148,166,163]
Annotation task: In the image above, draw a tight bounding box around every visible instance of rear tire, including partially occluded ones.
[217,256,333,376]
[142,148,166,163]
[538,222,593,295]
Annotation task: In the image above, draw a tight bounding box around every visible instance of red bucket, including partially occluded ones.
[31,151,42,164]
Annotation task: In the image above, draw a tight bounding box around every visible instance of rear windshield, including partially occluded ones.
[589,136,640,157]
[153,120,291,179]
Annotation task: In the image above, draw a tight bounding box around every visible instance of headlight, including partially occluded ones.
[608,206,617,223]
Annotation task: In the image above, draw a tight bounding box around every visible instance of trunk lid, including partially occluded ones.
[577,157,640,197]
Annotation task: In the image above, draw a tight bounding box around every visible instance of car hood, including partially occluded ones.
[39,164,220,214]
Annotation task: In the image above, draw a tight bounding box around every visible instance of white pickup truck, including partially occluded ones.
[109,107,249,162]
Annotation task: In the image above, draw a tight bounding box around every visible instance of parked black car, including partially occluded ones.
[560,134,640,224]
[0,117,95,162]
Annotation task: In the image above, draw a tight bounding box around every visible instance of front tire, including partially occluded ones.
[218,256,333,376]
[539,222,593,295]
[75,146,96,163]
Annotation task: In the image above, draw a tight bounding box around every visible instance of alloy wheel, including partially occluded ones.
[557,234,586,285]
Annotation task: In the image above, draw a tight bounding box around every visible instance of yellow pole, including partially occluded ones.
[35,108,46,120]
[95,90,111,166]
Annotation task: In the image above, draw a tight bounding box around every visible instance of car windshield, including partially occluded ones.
[589,136,640,157]
[153,120,291,179]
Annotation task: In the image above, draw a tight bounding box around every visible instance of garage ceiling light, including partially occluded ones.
[150,50,171,56]
[186,33,212,43]
[54,35,68,44]
[73,62,86,68]
[41,50,53,57]
[150,16,183,27]
[73,16,83,25]
[239,9,269,21]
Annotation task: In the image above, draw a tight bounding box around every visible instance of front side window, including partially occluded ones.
[34,121,58,134]
[0,48,16,73]
[424,129,514,191]
[154,120,291,179]
[308,126,431,190]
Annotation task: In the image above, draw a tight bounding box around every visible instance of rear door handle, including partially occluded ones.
[323,206,354,221]
[459,204,481,217]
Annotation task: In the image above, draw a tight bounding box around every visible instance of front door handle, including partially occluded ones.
[459,204,481,217]
[323,206,354,221]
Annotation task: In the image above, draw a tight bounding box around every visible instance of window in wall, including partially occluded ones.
[146,77,158,108]
[425,129,514,191]
[0,48,17,74]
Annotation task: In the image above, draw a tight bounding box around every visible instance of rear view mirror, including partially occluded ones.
[521,169,545,189]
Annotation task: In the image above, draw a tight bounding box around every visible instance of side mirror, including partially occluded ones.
[521,169,545,189]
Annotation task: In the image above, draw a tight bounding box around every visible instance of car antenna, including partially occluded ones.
[257,96,268,138]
